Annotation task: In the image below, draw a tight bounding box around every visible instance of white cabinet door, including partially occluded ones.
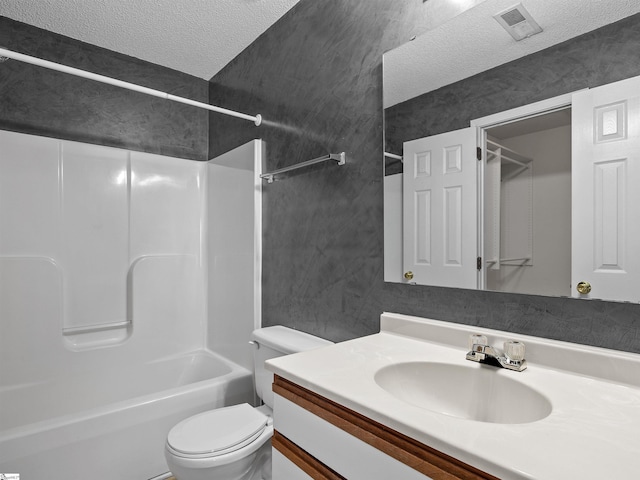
[274,394,431,480]
[572,75,640,301]
[403,128,477,288]
[272,449,313,480]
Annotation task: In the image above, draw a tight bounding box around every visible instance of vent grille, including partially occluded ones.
[494,3,543,41]
[500,8,526,27]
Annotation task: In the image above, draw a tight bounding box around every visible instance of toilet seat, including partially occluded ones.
[167,403,269,459]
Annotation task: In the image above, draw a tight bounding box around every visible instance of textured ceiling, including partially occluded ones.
[0,0,301,79]
[385,0,640,107]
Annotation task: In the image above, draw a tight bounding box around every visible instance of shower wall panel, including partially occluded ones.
[207,140,263,371]
[0,129,206,386]
[61,142,129,334]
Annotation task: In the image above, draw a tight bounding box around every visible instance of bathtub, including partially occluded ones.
[0,349,254,480]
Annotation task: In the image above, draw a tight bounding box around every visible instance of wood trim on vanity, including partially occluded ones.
[273,430,346,480]
[273,375,499,480]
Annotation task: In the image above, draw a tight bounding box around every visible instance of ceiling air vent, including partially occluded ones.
[494,3,543,41]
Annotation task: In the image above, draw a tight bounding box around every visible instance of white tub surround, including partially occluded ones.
[0,131,262,479]
[0,129,206,354]
[266,313,640,479]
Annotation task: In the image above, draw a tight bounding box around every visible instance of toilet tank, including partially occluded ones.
[251,326,333,408]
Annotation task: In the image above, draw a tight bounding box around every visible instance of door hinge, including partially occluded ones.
[476,147,482,161]
[477,256,482,270]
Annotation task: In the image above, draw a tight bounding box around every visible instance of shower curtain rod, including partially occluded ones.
[0,47,262,126]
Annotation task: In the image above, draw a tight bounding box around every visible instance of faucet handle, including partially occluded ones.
[468,334,488,351]
[504,341,526,362]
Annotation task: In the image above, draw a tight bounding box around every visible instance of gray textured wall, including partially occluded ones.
[209,0,640,353]
[0,17,209,160]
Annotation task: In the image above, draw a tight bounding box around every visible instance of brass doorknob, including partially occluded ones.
[404,271,414,281]
[576,281,591,295]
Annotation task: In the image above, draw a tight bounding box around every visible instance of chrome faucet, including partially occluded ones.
[466,334,527,372]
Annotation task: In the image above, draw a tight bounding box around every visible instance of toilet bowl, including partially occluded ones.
[164,326,333,480]
[165,404,273,480]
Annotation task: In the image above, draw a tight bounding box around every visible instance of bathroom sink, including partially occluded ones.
[374,362,551,424]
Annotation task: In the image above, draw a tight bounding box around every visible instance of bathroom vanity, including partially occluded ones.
[266,313,640,479]
[270,375,496,479]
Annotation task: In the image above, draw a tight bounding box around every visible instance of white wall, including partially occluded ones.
[207,140,262,370]
[487,125,571,296]
[384,174,403,283]
[0,130,206,387]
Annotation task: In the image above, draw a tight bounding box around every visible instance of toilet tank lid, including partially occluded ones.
[251,326,333,354]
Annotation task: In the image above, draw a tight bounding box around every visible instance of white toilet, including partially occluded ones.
[165,326,333,480]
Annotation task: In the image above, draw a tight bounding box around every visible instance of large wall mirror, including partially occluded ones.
[383,0,640,302]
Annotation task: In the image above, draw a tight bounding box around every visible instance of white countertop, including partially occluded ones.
[266,313,640,479]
